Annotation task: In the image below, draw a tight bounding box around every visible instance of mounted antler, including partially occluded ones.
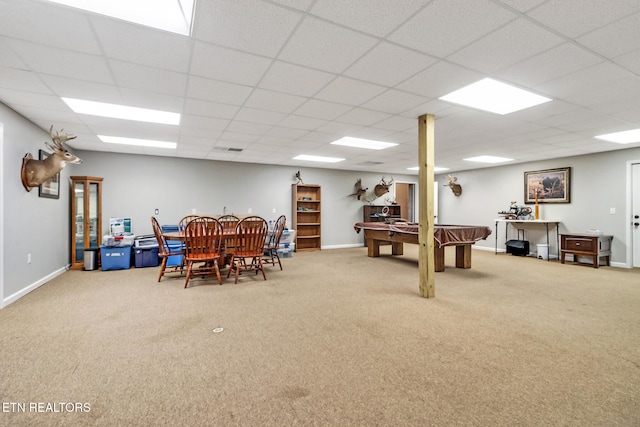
[444,174,462,196]
[374,176,393,197]
[350,178,368,200]
[21,125,82,191]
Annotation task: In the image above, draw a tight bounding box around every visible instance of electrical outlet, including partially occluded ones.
[610,207,616,214]
[27,254,31,264]
[192,208,197,214]
[248,208,252,214]
[272,208,276,213]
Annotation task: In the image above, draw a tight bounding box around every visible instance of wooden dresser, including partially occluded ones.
[560,234,613,268]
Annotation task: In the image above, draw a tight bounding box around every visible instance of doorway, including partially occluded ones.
[395,182,438,223]
[630,161,640,268]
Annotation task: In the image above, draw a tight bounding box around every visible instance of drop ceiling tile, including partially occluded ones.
[244,89,307,113]
[180,114,229,131]
[38,75,121,103]
[0,89,66,110]
[270,0,315,11]
[119,88,184,112]
[178,135,221,147]
[344,42,438,86]
[309,0,429,37]
[396,61,482,98]
[6,39,114,84]
[266,126,309,139]
[183,99,240,119]
[314,76,387,106]
[219,131,260,143]
[526,0,640,38]
[388,0,516,57]
[362,89,429,115]
[258,61,335,97]
[615,48,640,75]
[294,99,353,120]
[577,12,640,58]
[91,16,192,73]
[187,76,253,105]
[277,114,328,130]
[0,0,102,54]
[498,0,548,12]
[278,17,378,73]
[194,0,302,57]
[447,18,565,74]
[226,120,273,135]
[534,61,635,99]
[371,116,416,132]
[179,126,224,139]
[335,108,392,126]
[496,43,603,87]
[0,38,29,69]
[109,60,187,96]
[190,42,273,86]
[234,107,287,125]
[0,67,53,93]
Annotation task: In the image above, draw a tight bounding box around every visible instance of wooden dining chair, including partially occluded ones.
[151,216,184,282]
[178,214,200,231]
[263,215,286,270]
[227,216,269,284]
[183,216,224,288]
[218,214,239,266]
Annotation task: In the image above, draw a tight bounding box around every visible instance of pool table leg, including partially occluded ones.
[435,246,445,272]
[456,245,472,269]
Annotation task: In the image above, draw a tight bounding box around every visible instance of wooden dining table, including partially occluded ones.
[162,230,237,268]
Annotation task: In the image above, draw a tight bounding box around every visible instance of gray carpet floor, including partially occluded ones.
[1,246,639,426]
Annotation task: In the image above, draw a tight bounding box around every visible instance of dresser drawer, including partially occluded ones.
[564,237,595,252]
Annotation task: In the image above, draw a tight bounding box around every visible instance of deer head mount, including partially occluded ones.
[349,178,368,200]
[21,126,82,192]
[374,176,393,197]
[444,174,462,196]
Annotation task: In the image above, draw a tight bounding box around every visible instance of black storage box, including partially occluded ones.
[134,247,159,268]
[506,239,530,256]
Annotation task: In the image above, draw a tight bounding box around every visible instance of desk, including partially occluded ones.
[494,219,560,260]
[354,222,492,272]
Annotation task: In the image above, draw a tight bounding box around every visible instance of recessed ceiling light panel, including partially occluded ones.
[46,0,196,36]
[439,78,551,115]
[293,154,344,163]
[463,155,513,164]
[62,98,180,125]
[331,137,397,150]
[594,129,640,144]
[99,135,177,149]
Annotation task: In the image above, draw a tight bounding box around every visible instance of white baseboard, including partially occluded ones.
[2,266,68,308]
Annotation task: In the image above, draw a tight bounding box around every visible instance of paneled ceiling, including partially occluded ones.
[1,0,640,174]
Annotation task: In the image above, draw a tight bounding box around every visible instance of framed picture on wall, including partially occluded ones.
[38,150,60,199]
[524,167,570,204]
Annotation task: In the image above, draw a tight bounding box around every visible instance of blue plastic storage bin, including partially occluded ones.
[101,245,132,271]
[161,225,183,267]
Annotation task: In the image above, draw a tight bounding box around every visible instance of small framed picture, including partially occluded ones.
[524,167,570,204]
[38,150,60,199]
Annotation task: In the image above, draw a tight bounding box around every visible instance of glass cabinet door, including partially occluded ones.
[74,181,85,264]
[89,182,99,249]
[71,176,103,269]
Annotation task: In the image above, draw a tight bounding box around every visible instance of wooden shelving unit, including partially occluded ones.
[292,184,321,251]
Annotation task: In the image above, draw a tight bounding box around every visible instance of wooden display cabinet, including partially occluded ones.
[560,234,613,268]
[70,176,103,270]
[292,184,321,251]
[363,205,401,222]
